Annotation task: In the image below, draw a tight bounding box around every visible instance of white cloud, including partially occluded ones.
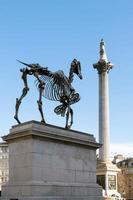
[110,143,133,158]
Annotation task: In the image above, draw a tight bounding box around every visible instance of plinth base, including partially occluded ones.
[1,121,102,200]
[2,182,102,200]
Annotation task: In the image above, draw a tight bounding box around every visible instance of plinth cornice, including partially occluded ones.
[3,120,101,149]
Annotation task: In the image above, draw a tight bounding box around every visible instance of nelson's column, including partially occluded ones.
[93,39,113,162]
[93,39,120,198]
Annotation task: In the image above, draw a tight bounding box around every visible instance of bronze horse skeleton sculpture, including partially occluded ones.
[14,59,82,129]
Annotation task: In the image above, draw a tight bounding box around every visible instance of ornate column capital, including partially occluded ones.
[93,61,113,74]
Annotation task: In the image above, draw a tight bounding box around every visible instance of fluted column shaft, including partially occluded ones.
[99,72,110,162]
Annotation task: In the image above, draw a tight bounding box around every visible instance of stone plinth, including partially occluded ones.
[1,121,102,200]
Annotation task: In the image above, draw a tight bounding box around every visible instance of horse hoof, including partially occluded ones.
[41,120,46,124]
[65,126,70,129]
[14,115,21,124]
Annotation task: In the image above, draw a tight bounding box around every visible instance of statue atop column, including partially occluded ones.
[93,39,114,74]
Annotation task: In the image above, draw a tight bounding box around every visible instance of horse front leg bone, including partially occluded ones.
[37,81,46,123]
[65,105,70,129]
[14,68,29,124]
[66,107,73,129]
[68,107,73,129]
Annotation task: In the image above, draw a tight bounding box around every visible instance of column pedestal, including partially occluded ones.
[1,121,102,200]
[96,160,120,197]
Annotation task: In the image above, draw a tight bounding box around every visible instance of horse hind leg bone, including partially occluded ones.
[37,82,46,123]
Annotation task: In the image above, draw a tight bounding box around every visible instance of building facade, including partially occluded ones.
[0,142,9,191]
[117,158,133,199]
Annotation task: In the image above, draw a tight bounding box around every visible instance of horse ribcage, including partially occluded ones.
[36,70,73,101]
[35,70,80,117]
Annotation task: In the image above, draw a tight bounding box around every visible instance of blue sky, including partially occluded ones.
[0,0,133,157]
